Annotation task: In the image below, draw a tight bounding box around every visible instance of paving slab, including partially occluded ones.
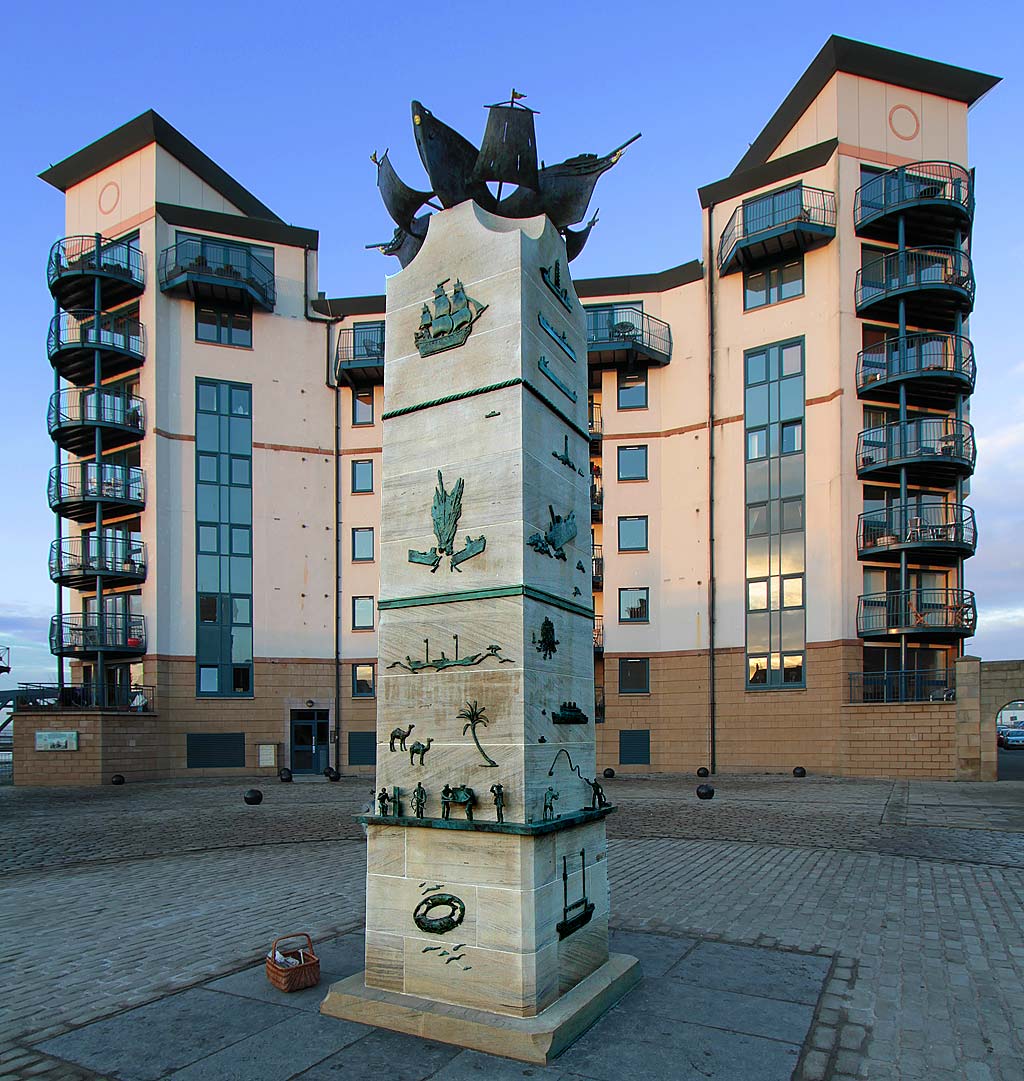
[437,1047,569,1079]
[607,929,697,977]
[669,941,832,1005]
[37,988,294,1080]
[295,1028,460,1080]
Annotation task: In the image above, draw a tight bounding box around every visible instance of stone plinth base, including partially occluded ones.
[320,952,640,1064]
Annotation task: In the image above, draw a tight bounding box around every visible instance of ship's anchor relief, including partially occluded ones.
[408,471,486,572]
[414,279,487,357]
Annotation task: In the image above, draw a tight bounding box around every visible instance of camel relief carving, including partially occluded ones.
[390,724,415,752]
[409,738,434,766]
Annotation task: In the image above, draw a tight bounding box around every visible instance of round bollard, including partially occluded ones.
[278,767,293,783]
[327,768,341,782]
[243,789,263,806]
[696,783,715,800]
[696,766,710,778]
[111,774,126,786]
[603,767,615,779]
[793,766,807,778]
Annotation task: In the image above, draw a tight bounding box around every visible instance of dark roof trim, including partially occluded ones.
[313,259,705,318]
[734,37,1000,175]
[39,110,282,222]
[699,139,838,209]
[156,203,318,250]
[576,260,704,297]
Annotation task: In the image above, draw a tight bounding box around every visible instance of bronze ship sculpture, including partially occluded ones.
[368,90,639,268]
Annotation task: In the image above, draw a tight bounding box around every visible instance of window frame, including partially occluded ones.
[743,258,805,311]
[618,657,651,695]
[352,595,375,630]
[194,302,253,349]
[351,527,375,563]
[352,663,376,698]
[618,587,650,624]
[616,368,649,411]
[352,388,374,427]
[351,458,374,494]
[617,515,649,553]
[617,444,649,481]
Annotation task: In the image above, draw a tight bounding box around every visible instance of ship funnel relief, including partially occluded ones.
[369,94,639,267]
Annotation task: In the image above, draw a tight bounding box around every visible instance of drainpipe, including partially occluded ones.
[304,247,344,771]
[706,206,717,775]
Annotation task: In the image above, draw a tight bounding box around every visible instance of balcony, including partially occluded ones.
[335,324,385,387]
[11,682,155,712]
[48,388,146,455]
[593,615,604,654]
[595,690,605,723]
[48,463,146,523]
[855,247,974,331]
[49,537,147,590]
[586,307,672,368]
[158,238,275,311]
[856,589,976,639]
[848,668,955,704]
[50,613,147,658]
[857,332,975,408]
[48,311,146,386]
[854,162,973,247]
[717,185,836,276]
[47,236,145,311]
[857,504,976,564]
[592,545,604,590]
[856,418,975,485]
[589,401,603,444]
[591,477,604,521]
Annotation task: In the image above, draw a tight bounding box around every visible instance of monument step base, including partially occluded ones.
[319,952,640,1065]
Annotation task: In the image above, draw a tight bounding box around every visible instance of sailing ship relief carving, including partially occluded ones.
[415,279,487,357]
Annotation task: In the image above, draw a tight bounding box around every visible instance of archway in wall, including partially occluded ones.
[996,698,1024,780]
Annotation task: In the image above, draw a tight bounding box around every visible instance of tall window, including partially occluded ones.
[352,527,374,562]
[617,369,648,410]
[352,389,374,426]
[744,339,805,688]
[195,379,253,697]
[352,664,376,698]
[353,596,375,630]
[352,459,374,493]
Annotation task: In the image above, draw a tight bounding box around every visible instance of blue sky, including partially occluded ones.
[0,0,1021,688]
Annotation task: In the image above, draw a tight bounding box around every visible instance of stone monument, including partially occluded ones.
[320,95,641,1063]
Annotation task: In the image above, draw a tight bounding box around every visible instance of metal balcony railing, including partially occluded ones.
[857,332,975,397]
[589,401,603,438]
[718,185,837,271]
[48,388,146,440]
[585,307,672,364]
[855,247,975,310]
[593,615,604,652]
[854,162,973,234]
[47,235,145,297]
[592,544,604,586]
[591,477,604,516]
[856,418,975,475]
[857,504,976,556]
[158,238,275,309]
[49,536,147,583]
[856,589,976,637]
[50,613,147,654]
[11,682,155,712]
[48,310,146,364]
[48,463,146,510]
[848,668,956,704]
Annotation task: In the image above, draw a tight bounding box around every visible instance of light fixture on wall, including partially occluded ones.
[305,699,315,708]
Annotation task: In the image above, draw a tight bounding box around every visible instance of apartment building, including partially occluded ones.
[14,36,999,784]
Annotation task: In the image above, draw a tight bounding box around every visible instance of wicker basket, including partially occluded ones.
[265,934,320,993]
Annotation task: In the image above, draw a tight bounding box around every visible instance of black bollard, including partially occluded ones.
[696,783,715,800]
[243,789,263,805]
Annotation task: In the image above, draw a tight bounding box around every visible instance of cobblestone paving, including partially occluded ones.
[2,773,1023,1080]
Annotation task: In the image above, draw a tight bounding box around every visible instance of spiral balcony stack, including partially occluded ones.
[47,234,148,706]
[852,162,978,699]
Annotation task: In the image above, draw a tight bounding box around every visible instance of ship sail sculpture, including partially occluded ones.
[367,90,640,267]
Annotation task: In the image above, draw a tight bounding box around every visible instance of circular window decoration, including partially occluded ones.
[413,893,466,934]
[888,105,920,142]
[98,181,120,215]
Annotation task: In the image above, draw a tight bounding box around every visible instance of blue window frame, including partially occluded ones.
[617,445,648,481]
[619,657,650,694]
[618,516,649,552]
[619,587,650,623]
[353,388,374,426]
[352,664,375,698]
[744,260,804,310]
[352,596,375,630]
[617,368,648,410]
[352,527,374,562]
[352,459,373,493]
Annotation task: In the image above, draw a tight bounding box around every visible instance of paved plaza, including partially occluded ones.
[2,771,1024,1080]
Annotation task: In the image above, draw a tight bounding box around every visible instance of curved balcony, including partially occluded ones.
[857,589,976,639]
[47,236,145,311]
[586,307,672,368]
[48,463,146,523]
[50,613,147,659]
[48,388,146,455]
[718,185,836,276]
[857,504,976,564]
[857,332,975,408]
[335,324,385,387]
[854,162,973,247]
[856,418,975,484]
[48,311,146,386]
[49,537,147,590]
[848,668,955,704]
[855,247,974,331]
[158,238,275,311]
